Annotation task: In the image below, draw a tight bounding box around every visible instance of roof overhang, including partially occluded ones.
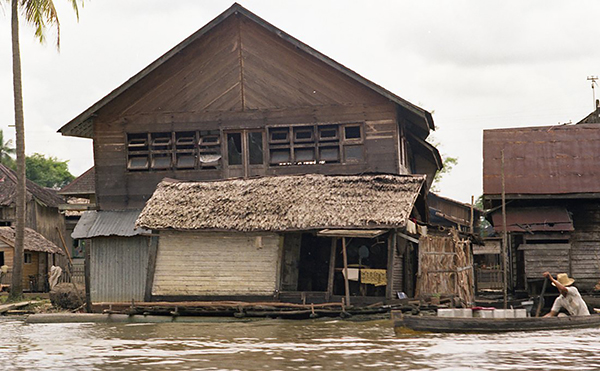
[72,210,150,239]
[58,3,433,139]
[317,229,388,238]
[490,206,574,233]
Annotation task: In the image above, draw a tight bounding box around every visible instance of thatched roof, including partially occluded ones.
[137,174,426,232]
[0,227,64,254]
[0,163,63,207]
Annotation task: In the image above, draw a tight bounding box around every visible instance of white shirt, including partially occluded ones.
[551,286,590,316]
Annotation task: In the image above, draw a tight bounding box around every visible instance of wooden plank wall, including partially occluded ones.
[570,200,600,290]
[152,231,281,296]
[89,236,150,302]
[280,233,301,291]
[521,244,570,279]
[91,13,404,210]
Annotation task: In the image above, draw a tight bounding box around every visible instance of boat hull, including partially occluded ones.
[392,311,600,333]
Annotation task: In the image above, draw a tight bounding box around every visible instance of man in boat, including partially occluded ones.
[542,272,590,317]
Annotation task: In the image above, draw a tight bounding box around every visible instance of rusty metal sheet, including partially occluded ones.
[491,207,573,233]
[483,124,600,195]
[72,210,148,239]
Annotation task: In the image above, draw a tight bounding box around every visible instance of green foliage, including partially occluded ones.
[431,155,458,193]
[25,153,74,188]
[0,130,16,169]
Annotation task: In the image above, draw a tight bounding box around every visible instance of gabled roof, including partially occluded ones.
[0,163,63,208]
[0,227,64,254]
[136,173,426,232]
[58,167,95,196]
[58,3,434,139]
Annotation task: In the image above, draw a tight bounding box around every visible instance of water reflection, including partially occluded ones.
[1,317,599,370]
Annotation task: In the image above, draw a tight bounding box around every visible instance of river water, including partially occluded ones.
[1,316,600,370]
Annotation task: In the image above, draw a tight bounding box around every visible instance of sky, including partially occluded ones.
[1,0,599,204]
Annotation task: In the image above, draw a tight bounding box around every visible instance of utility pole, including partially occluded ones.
[587,76,598,109]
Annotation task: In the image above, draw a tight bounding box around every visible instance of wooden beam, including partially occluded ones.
[144,236,159,302]
[327,237,336,301]
[84,241,92,313]
[342,237,350,307]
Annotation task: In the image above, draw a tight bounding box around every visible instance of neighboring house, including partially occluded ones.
[0,163,67,252]
[58,167,96,262]
[58,4,442,306]
[483,109,600,294]
[0,227,64,291]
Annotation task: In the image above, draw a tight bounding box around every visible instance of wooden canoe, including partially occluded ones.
[392,311,600,333]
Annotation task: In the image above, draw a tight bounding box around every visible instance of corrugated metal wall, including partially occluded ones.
[153,231,281,297]
[90,236,150,302]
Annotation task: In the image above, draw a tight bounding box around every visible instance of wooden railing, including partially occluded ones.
[476,268,503,290]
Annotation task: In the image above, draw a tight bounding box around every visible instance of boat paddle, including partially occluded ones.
[535,277,549,317]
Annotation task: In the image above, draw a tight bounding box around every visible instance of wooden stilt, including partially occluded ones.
[342,237,351,307]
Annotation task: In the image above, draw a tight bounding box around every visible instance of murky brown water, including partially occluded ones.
[1,316,600,370]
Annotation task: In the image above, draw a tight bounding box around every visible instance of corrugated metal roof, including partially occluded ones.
[490,207,574,233]
[72,210,149,239]
[483,123,600,195]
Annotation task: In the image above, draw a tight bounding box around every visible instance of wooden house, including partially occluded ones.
[0,227,64,291]
[483,112,600,295]
[135,174,427,305]
[0,163,67,252]
[57,4,443,307]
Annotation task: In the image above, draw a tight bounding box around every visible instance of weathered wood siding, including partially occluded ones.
[152,231,281,296]
[520,244,570,279]
[89,236,150,302]
[91,14,402,210]
[23,251,40,290]
[280,233,301,291]
[570,201,600,290]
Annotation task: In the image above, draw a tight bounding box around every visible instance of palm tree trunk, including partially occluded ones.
[10,0,26,300]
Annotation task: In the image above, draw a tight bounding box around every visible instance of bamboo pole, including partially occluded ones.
[501,149,508,309]
[342,237,351,307]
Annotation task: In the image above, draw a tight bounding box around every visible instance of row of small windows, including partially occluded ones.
[126,123,364,171]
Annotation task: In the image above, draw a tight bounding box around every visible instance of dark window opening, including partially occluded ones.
[269,128,290,143]
[248,132,264,165]
[294,127,314,142]
[227,133,243,165]
[319,126,338,141]
[128,130,221,172]
[344,125,361,140]
[176,153,196,169]
[151,155,172,169]
[151,133,172,150]
[24,252,32,264]
[0,251,4,266]
[128,156,149,170]
[176,132,196,149]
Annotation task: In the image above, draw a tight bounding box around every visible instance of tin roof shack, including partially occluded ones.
[0,227,64,291]
[132,174,427,308]
[483,120,600,295]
